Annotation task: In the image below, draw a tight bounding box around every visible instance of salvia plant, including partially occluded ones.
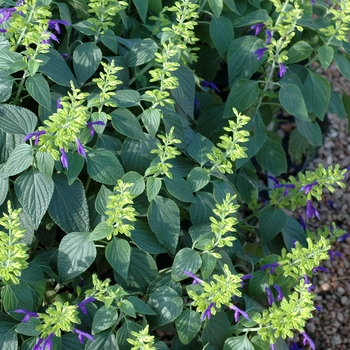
[0,0,349,349]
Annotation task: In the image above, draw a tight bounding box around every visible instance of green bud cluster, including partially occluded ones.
[105,180,138,238]
[36,301,80,337]
[0,201,28,285]
[187,265,243,317]
[127,325,156,350]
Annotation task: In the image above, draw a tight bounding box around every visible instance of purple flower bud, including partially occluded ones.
[265,287,275,305]
[48,19,71,35]
[34,333,54,350]
[14,309,39,322]
[315,305,322,310]
[0,7,16,24]
[86,121,106,136]
[299,215,306,230]
[60,148,68,169]
[279,63,287,78]
[201,302,215,321]
[49,32,60,43]
[265,29,272,44]
[183,270,203,284]
[72,328,95,344]
[300,181,318,195]
[305,200,320,220]
[201,80,220,93]
[230,304,250,323]
[301,332,315,350]
[23,130,46,145]
[311,0,315,4]
[251,23,265,36]
[241,274,253,286]
[253,47,268,60]
[329,250,342,261]
[259,262,280,274]
[77,297,96,314]
[0,28,7,33]
[312,266,328,273]
[57,98,62,109]
[76,138,87,159]
[273,284,283,301]
[270,345,276,350]
[289,341,303,350]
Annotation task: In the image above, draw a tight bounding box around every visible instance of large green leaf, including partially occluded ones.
[88,221,114,241]
[282,216,307,251]
[126,39,158,66]
[37,48,77,86]
[112,89,141,108]
[132,0,148,22]
[187,167,210,192]
[25,74,51,111]
[92,305,119,334]
[35,152,54,178]
[187,133,214,166]
[116,320,142,350]
[1,144,34,178]
[141,108,161,137]
[122,171,145,197]
[259,207,287,242]
[73,42,102,85]
[171,248,202,282]
[164,173,196,203]
[304,70,330,120]
[328,89,346,120]
[0,104,37,135]
[48,174,90,233]
[295,119,322,147]
[128,296,156,315]
[110,108,146,140]
[224,335,254,350]
[14,169,54,229]
[95,185,113,216]
[100,29,119,55]
[334,54,350,81]
[146,177,162,202]
[147,196,180,255]
[2,283,34,317]
[255,138,287,176]
[318,45,334,70]
[279,83,309,121]
[85,330,116,350]
[0,70,14,103]
[0,50,23,71]
[148,286,183,328]
[202,312,231,349]
[106,237,131,279]
[87,148,124,185]
[285,41,313,64]
[66,152,85,185]
[58,231,97,282]
[0,320,18,350]
[175,309,202,345]
[0,176,8,206]
[189,192,216,225]
[208,0,223,17]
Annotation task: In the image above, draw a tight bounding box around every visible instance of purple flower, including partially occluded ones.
[230,304,250,323]
[305,200,320,220]
[72,328,95,344]
[259,262,280,274]
[273,284,283,301]
[48,19,71,34]
[86,121,106,136]
[0,28,7,33]
[300,181,318,195]
[289,342,303,350]
[77,297,96,314]
[13,309,39,322]
[251,23,265,36]
[268,176,295,196]
[329,250,342,261]
[60,148,68,169]
[311,0,315,4]
[201,80,220,93]
[201,302,215,321]
[34,333,54,350]
[61,53,71,60]
[270,345,275,350]
[279,63,287,78]
[0,7,16,24]
[315,305,322,310]
[265,287,275,305]
[301,332,315,350]
[23,130,46,145]
[265,29,272,44]
[312,266,328,273]
[57,98,62,109]
[76,138,87,159]
[241,274,253,286]
[303,274,315,292]
[299,215,306,230]
[253,47,268,60]
[184,270,203,284]
[33,338,44,350]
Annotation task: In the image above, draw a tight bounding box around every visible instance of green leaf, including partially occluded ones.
[171,248,202,282]
[0,50,23,71]
[259,207,287,242]
[113,89,140,108]
[148,286,183,328]
[66,152,85,185]
[72,20,96,36]
[87,148,124,185]
[37,48,78,87]
[116,320,142,350]
[318,45,334,70]
[35,152,54,178]
[295,119,322,147]
[175,309,202,345]
[190,192,216,225]
[128,296,156,316]
[100,29,119,55]
[16,317,41,336]
[110,108,146,140]
[58,232,97,282]
[334,54,350,81]
[149,0,162,13]
[147,196,180,255]
[122,171,145,197]
[224,335,254,350]
[164,173,196,203]
[73,42,102,85]
[187,133,214,166]
[228,36,265,86]
[279,83,309,121]
[285,41,313,64]
[0,320,18,350]
[48,174,90,233]
[0,176,8,206]
[14,169,54,229]
[141,108,161,137]
[202,312,231,350]
[130,220,167,254]
[225,79,259,116]
[304,70,330,120]
[282,216,307,251]
[208,0,223,17]
[0,70,14,103]
[255,138,287,176]
[92,305,118,334]
[132,0,148,22]
[288,128,311,165]
[201,251,217,279]
[210,15,233,58]
[187,167,210,192]
[171,67,195,118]
[232,9,269,27]
[1,144,33,178]
[88,221,114,241]
[146,177,162,202]
[2,283,34,316]
[126,39,158,66]
[106,237,131,279]
[95,185,112,216]
[85,330,116,350]
[25,74,51,111]
[0,104,37,135]
[328,89,346,120]
[120,299,136,318]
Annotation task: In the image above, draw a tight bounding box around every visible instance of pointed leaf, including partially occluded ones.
[92,306,119,334]
[187,133,214,166]
[208,0,223,17]
[126,39,158,66]
[0,70,14,103]
[295,119,322,147]
[187,167,210,192]
[106,237,131,279]
[175,309,202,345]
[259,207,287,242]
[164,173,195,203]
[141,108,161,137]
[318,45,334,70]
[132,0,148,22]
[146,177,162,202]
[171,248,202,282]
[1,144,33,178]
[202,312,231,349]
[224,335,254,350]
[25,74,51,111]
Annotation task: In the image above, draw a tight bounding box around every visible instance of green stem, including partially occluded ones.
[13,69,29,104]
[129,63,153,85]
